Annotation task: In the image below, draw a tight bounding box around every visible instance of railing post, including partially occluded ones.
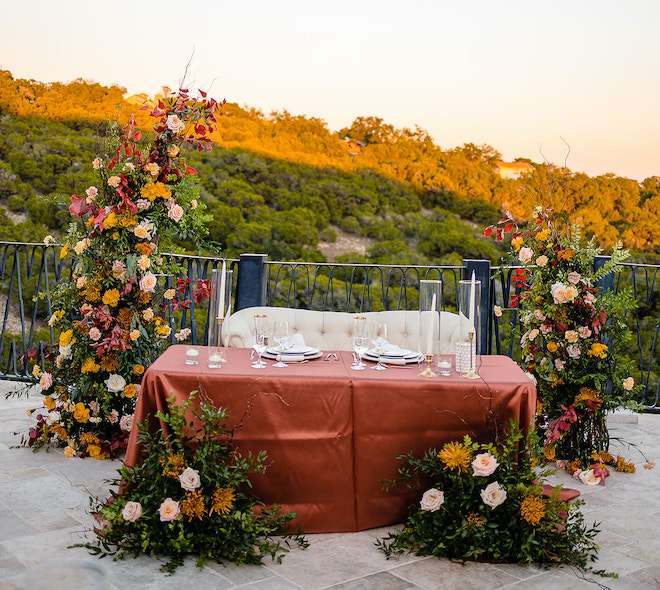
[235,253,269,311]
[463,259,491,355]
[594,255,614,294]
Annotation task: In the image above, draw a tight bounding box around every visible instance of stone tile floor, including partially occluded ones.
[1,381,659,590]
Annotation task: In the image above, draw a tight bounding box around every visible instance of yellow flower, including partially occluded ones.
[73,402,90,423]
[181,490,207,520]
[43,395,56,410]
[575,387,602,404]
[438,441,471,473]
[210,486,235,515]
[546,342,558,353]
[59,242,71,260]
[129,329,140,341]
[32,364,42,378]
[87,444,105,460]
[145,162,160,176]
[520,494,545,525]
[116,307,133,328]
[511,235,523,252]
[123,384,137,398]
[135,242,152,256]
[542,444,556,461]
[50,424,68,440]
[534,229,550,242]
[463,512,484,531]
[102,288,120,307]
[63,446,76,458]
[81,357,101,374]
[614,455,636,473]
[557,248,576,261]
[161,452,185,477]
[99,355,119,372]
[133,364,145,375]
[141,181,171,202]
[167,145,180,158]
[118,214,137,228]
[80,432,99,445]
[104,212,118,229]
[588,343,608,359]
[59,329,74,347]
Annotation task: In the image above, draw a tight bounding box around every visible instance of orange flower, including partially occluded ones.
[124,384,137,398]
[133,364,145,375]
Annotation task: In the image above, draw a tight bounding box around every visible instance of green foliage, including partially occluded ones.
[377,423,602,572]
[74,392,306,573]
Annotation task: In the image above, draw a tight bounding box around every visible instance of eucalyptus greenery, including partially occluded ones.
[378,422,602,571]
[74,391,306,574]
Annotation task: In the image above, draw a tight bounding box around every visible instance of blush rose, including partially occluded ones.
[178,467,201,491]
[480,481,507,509]
[159,498,180,522]
[420,488,444,512]
[471,453,499,477]
[122,501,143,522]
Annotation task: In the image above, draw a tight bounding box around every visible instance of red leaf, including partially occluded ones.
[484,226,493,237]
[504,222,514,233]
[134,130,142,142]
[496,229,503,242]
[186,166,197,175]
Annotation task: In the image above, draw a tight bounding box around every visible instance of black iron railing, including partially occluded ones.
[1,242,658,411]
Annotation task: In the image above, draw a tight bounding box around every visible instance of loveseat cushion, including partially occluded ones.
[222,307,461,353]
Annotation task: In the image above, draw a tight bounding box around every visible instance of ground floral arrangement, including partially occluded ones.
[75,392,306,574]
[378,423,604,572]
[485,206,639,467]
[22,88,221,459]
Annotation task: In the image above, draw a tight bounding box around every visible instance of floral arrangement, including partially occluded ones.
[485,206,638,467]
[378,423,601,570]
[75,391,306,574]
[23,89,221,458]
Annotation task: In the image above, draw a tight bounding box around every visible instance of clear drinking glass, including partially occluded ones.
[252,314,268,369]
[371,323,388,370]
[272,320,289,368]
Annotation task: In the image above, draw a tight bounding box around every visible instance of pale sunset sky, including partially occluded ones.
[2,0,659,181]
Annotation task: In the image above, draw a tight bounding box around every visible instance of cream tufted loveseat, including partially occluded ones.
[221,306,461,353]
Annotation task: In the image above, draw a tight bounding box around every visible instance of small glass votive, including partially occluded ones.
[184,346,200,365]
[207,348,224,368]
[437,354,453,376]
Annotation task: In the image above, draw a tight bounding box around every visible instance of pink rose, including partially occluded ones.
[564,330,578,343]
[89,327,102,341]
[540,322,552,335]
[178,467,201,491]
[480,481,507,509]
[166,114,185,134]
[554,359,565,371]
[107,176,121,188]
[158,498,180,522]
[518,247,534,264]
[566,344,581,359]
[471,453,499,477]
[107,409,119,424]
[551,282,569,304]
[420,488,444,512]
[168,204,184,223]
[535,255,548,267]
[584,292,596,305]
[119,414,134,432]
[139,272,157,293]
[578,326,592,339]
[568,271,581,284]
[39,372,53,391]
[122,501,142,522]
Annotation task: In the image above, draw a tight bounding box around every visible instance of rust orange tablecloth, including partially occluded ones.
[125,346,536,533]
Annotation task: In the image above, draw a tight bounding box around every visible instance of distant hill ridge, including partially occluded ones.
[1,69,659,262]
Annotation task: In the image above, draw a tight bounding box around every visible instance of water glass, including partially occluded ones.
[437,354,453,376]
[184,346,200,365]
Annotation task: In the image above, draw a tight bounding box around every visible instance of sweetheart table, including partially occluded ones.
[124,345,536,533]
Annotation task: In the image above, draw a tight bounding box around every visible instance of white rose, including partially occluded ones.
[420,488,444,512]
[166,114,185,133]
[551,282,569,304]
[59,344,72,359]
[518,247,534,264]
[178,467,202,491]
[480,481,507,509]
[104,373,126,393]
[139,272,157,293]
[119,414,134,432]
[122,501,142,522]
[493,305,502,318]
[579,469,600,486]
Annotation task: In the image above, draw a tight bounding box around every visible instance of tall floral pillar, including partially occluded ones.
[27,89,222,458]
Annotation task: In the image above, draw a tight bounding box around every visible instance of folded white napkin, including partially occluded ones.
[289,332,306,347]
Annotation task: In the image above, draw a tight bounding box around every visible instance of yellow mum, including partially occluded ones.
[181,490,207,521]
[520,495,545,525]
[141,181,172,202]
[81,357,101,374]
[210,487,236,516]
[59,329,74,347]
[123,384,137,398]
[104,212,118,229]
[511,235,523,252]
[43,395,56,410]
[73,402,90,423]
[59,242,71,260]
[161,453,185,478]
[535,229,550,242]
[588,343,608,359]
[87,444,105,460]
[102,289,120,307]
[438,441,471,473]
[133,364,145,375]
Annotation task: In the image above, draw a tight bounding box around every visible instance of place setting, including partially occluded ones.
[252,316,323,368]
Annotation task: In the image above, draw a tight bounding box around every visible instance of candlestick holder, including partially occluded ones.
[419,354,437,377]
[461,331,480,379]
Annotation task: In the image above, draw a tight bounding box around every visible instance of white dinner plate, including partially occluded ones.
[261,348,323,362]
